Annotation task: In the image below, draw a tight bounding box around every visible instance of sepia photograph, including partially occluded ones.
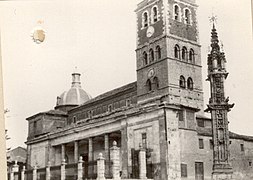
[1,0,253,180]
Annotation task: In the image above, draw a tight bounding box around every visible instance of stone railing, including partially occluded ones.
[8,141,150,180]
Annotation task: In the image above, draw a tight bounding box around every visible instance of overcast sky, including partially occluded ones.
[0,0,252,148]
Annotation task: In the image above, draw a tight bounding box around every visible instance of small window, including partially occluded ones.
[197,119,205,127]
[229,141,232,145]
[142,133,147,149]
[178,110,184,121]
[182,46,187,61]
[143,51,148,65]
[209,139,213,150]
[149,49,154,62]
[146,79,152,92]
[179,76,186,88]
[184,9,191,25]
[174,5,180,21]
[126,99,131,107]
[181,163,187,177]
[152,6,158,23]
[88,111,92,118]
[33,121,37,132]
[143,12,148,27]
[249,162,252,166]
[174,45,180,59]
[73,116,77,123]
[108,105,113,112]
[199,139,204,149]
[153,76,159,89]
[187,77,193,90]
[189,49,195,63]
[156,46,161,60]
[240,144,244,152]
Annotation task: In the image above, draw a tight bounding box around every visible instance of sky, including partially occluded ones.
[0,0,252,149]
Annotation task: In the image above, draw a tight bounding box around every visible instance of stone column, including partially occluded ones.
[104,134,110,177]
[96,153,105,180]
[139,146,147,179]
[88,138,94,178]
[77,156,84,180]
[61,144,65,162]
[110,141,121,180]
[121,128,128,178]
[33,165,37,180]
[21,166,25,180]
[74,141,79,163]
[10,169,14,180]
[61,159,66,180]
[46,161,51,180]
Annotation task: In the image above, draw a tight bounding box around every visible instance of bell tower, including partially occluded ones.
[135,0,204,111]
[205,23,234,179]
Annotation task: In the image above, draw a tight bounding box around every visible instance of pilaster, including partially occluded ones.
[104,134,110,177]
[74,141,79,163]
[88,137,94,178]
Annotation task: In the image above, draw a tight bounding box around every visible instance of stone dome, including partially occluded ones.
[55,72,91,108]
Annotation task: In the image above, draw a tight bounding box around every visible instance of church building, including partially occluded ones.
[25,0,253,180]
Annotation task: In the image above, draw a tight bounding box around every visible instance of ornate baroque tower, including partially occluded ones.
[206,24,234,179]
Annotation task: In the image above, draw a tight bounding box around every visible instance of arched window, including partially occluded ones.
[179,76,186,88]
[149,49,154,62]
[189,49,195,63]
[156,45,161,60]
[146,79,152,92]
[143,12,148,28]
[182,46,187,61]
[152,6,158,23]
[143,51,148,65]
[108,105,112,112]
[174,45,180,59]
[174,5,180,21]
[153,76,159,89]
[184,9,191,25]
[187,77,193,90]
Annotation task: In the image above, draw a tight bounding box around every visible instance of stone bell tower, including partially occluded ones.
[135,0,204,111]
[205,23,234,180]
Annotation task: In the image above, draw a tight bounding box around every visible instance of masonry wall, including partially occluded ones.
[180,129,253,180]
[28,141,49,169]
[127,108,161,179]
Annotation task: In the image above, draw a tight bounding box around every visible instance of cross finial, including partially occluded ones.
[209,15,217,27]
[209,8,218,28]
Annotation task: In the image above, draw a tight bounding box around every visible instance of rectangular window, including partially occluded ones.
[199,139,204,149]
[33,121,37,133]
[240,144,244,152]
[249,162,252,166]
[142,133,147,149]
[178,110,184,121]
[197,119,205,127]
[195,162,204,180]
[181,163,187,177]
[209,139,213,150]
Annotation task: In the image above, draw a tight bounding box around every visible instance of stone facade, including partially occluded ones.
[23,0,253,180]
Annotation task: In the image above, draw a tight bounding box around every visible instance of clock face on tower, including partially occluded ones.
[148,68,155,78]
[146,26,155,38]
